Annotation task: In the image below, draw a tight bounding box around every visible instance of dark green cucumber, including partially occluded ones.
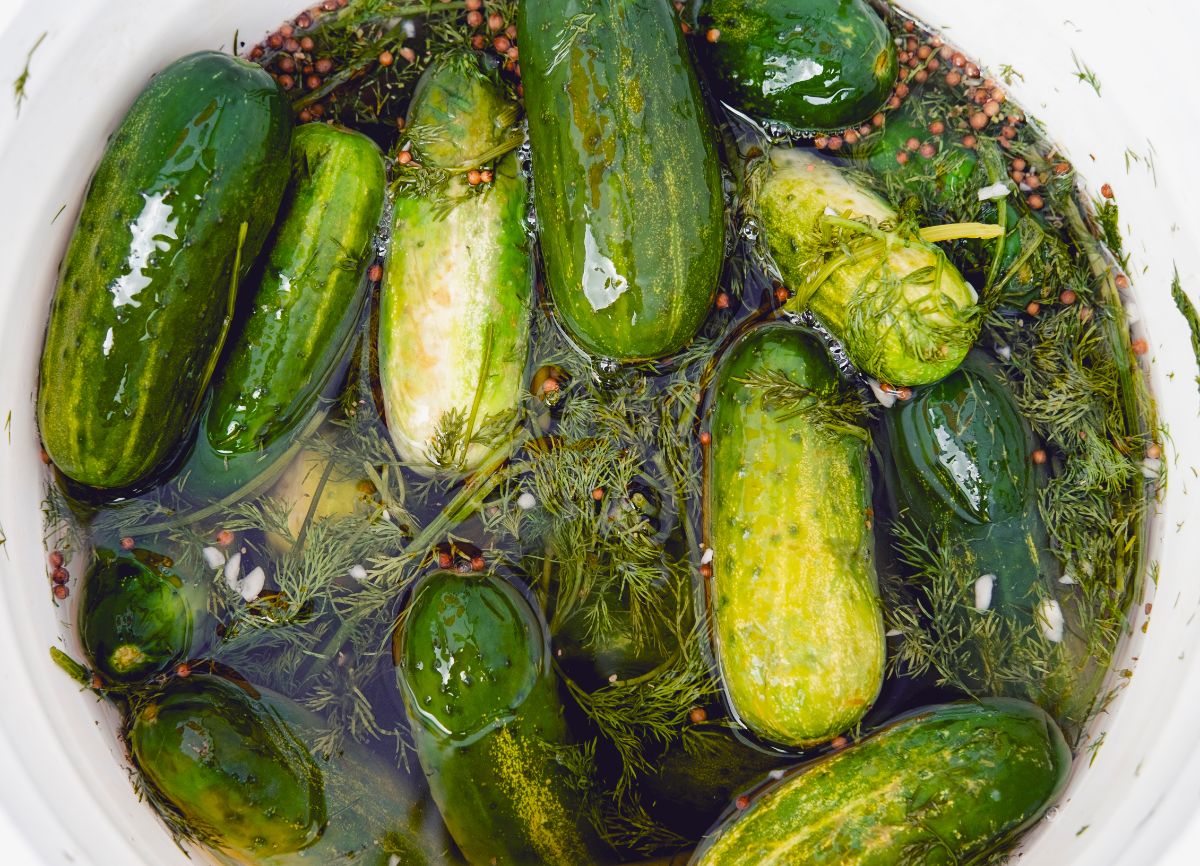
[80,547,206,683]
[186,122,385,500]
[762,149,981,385]
[696,0,897,132]
[708,324,884,747]
[865,116,981,213]
[691,699,1070,865]
[129,674,457,865]
[520,0,725,361]
[382,58,531,476]
[396,571,600,866]
[880,352,1076,718]
[38,51,291,490]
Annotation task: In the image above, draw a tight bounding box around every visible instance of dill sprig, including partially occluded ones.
[735,366,873,441]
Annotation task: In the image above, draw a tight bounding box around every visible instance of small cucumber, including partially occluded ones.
[262,443,377,555]
[696,0,897,132]
[381,59,531,476]
[691,699,1070,866]
[396,570,601,866]
[707,323,884,747]
[520,0,725,361]
[38,51,291,490]
[185,122,385,501]
[880,353,1081,718]
[80,547,206,683]
[129,674,458,865]
[760,149,981,386]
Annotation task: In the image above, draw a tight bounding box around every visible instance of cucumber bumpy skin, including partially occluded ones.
[519,0,725,361]
[38,51,292,491]
[380,58,531,476]
[396,571,600,866]
[691,699,1071,866]
[761,148,981,386]
[708,323,884,747]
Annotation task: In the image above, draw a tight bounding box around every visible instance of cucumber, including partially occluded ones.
[696,0,897,133]
[381,59,531,476]
[707,323,884,747]
[262,443,377,555]
[396,570,601,866]
[38,51,291,490]
[79,547,204,683]
[691,699,1070,865]
[880,353,1074,713]
[405,54,518,168]
[519,0,725,361]
[186,122,385,500]
[760,148,981,386]
[129,674,457,865]
[864,116,981,213]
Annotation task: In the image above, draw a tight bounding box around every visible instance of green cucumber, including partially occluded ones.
[519,0,725,361]
[405,53,518,168]
[80,547,206,683]
[880,353,1077,715]
[129,674,456,865]
[185,122,385,500]
[691,699,1070,865]
[696,0,897,132]
[396,570,601,866]
[707,323,884,747]
[38,51,291,490]
[864,116,981,213]
[760,148,981,386]
[381,59,531,476]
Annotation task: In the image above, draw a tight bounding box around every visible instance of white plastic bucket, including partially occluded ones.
[1,1,1198,863]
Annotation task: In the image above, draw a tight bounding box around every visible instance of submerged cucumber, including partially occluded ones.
[707,324,884,747]
[80,547,206,683]
[520,0,725,361]
[39,51,291,490]
[696,0,897,132]
[761,149,981,386]
[129,674,456,865]
[396,571,600,866]
[881,352,1078,716]
[381,58,530,476]
[185,122,385,501]
[692,699,1070,866]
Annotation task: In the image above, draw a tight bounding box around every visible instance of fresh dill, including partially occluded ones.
[1071,50,1102,96]
[1170,272,1200,393]
[12,32,46,116]
[735,367,872,441]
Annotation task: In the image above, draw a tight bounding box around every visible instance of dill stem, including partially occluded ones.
[916,222,1004,243]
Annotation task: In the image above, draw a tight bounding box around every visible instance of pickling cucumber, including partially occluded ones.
[185,122,385,501]
[38,51,291,490]
[696,0,897,132]
[263,443,377,555]
[129,674,456,865]
[707,323,884,747]
[80,547,206,683]
[760,148,981,386]
[381,58,530,476]
[396,570,601,866]
[691,699,1070,865]
[880,352,1071,710]
[520,0,725,361]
